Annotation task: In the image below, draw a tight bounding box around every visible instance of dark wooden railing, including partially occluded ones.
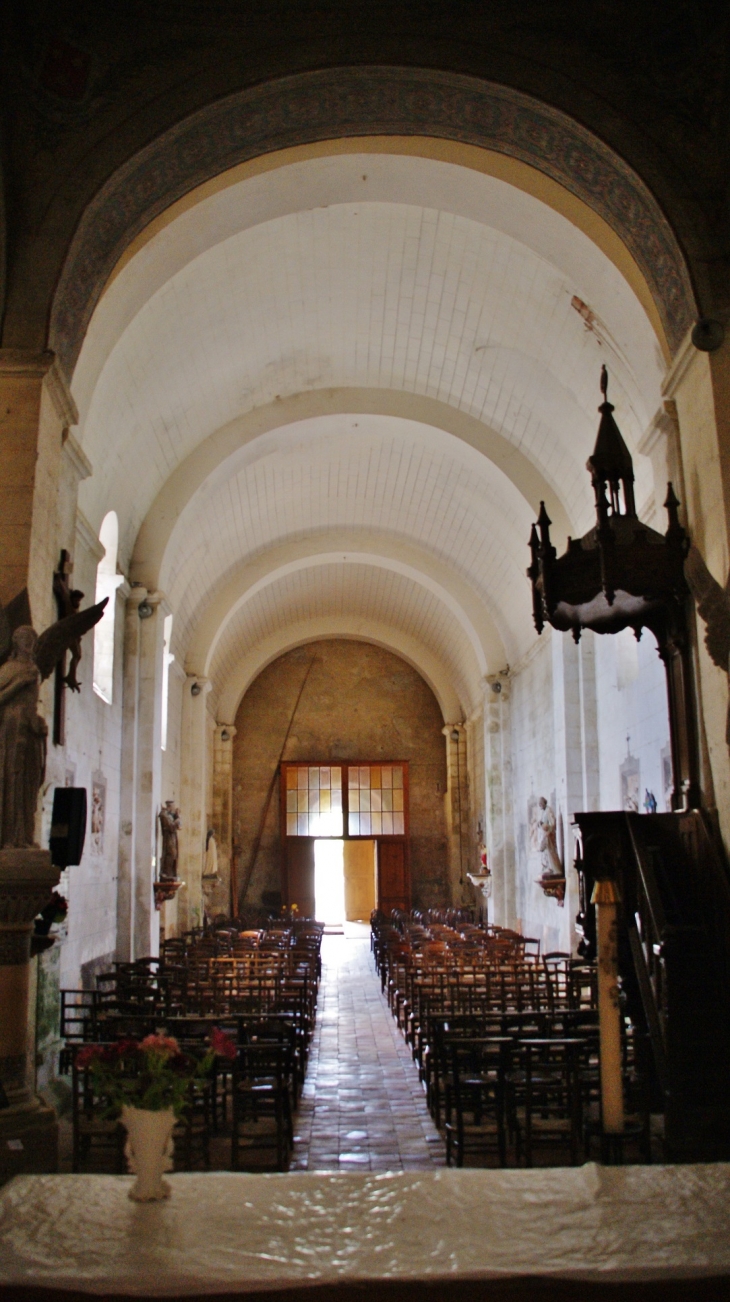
[574,809,730,1161]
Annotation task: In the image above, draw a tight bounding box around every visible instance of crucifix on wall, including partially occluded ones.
[52,549,85,745]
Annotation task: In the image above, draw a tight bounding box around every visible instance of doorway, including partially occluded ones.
[314,839,377,927]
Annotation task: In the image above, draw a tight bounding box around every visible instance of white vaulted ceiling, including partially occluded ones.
[73,148,666,718]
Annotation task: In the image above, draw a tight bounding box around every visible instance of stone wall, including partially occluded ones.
[232,640,449,913]
[506,623,671,955]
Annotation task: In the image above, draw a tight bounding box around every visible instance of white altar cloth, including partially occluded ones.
[1,1164,729,1296]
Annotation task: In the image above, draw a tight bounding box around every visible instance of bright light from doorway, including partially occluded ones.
[314,839,345,927]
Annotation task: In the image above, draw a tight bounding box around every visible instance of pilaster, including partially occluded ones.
[442,723,469,907]
[482,675,516,929]
[0,349,78,625]
[212,725,237,916]
[177,677,212,933]
[117,588,167,961]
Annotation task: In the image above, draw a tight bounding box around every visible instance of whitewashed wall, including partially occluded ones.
[58,515,126,991]
[594,628,671,812]
[505,623,671,955]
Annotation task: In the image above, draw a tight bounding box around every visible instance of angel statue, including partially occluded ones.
[0,589,107,848]
[685,545,730,744]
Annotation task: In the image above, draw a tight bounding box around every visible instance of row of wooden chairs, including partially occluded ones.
[63,920,324,1172]
[372,912,649,1167]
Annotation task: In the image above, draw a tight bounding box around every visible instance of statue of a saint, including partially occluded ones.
[0,588,108,850]
[0,628,47,848]
[537,797,563,877]
[203,829,219,882]
[159,801,181,880]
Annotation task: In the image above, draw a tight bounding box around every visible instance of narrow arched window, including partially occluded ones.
[93,511,122,703]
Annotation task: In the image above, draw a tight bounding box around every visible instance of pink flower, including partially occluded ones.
[210,1027,237,1060]
[140,1033,180,1058]
[76,1045,102,1068]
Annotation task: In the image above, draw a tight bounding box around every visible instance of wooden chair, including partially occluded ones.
[231,1041,292,1172]
[71,1048,125,1173]
[444,1037,509,1167]
[509,1037,584,1167]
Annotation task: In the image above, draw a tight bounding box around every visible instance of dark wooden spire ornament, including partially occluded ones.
[527,369,700,811]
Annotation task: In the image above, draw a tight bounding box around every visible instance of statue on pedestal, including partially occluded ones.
[158,802,181,880]
[536,797,563,878]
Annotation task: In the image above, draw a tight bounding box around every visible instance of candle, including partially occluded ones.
[591,878,625,1135]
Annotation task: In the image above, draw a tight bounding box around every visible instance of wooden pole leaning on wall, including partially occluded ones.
[236,656,316,914]
[591,878,625,1139]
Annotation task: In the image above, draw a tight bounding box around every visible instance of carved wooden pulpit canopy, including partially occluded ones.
[527,367,700,811]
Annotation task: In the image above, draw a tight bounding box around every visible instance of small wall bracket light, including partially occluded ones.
[491,680,502,693]
[137,599,153,619]
[691,318,725,352]
[220,729,230,741]
[190,681,202,696]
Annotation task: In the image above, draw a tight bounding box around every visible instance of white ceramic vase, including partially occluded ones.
[121,1105,176,1201]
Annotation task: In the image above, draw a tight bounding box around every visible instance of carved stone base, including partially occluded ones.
[0,847,61,1154]
[153,878,183,909]
[0,848,59,928]
[536,874,566,905]
[0,1100,58,1180]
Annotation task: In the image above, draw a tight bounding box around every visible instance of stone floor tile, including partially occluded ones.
[294,934,443,1172]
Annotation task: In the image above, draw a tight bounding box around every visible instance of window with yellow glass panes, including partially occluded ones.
[281,763,408,839]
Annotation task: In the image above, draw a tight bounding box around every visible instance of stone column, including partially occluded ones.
[117,589,167,961]
[0,350,77,622]
[664,335,730,845]
[483,675,516,929]
[177,677,212,934]
[442,723,469,906]
[212,725,237,917]
[0,849,60,1176]
[551,633,595,947]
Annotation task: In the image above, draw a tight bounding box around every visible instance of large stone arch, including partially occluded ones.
[131,389,572,592]
[51,68,696,379]
[216,618,464,725]
[185,534,506,685]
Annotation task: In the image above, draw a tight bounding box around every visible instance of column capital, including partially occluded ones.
[0,348,78,425]
[482,673,511,702]
[215,724,237,742]
[62,431,93,483]
[186,674,212,698]
[126,587,170,617]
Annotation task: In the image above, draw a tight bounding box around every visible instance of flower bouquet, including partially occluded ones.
[77,1029,236,1200]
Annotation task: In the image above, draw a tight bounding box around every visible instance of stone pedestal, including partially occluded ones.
[0,847,60,1178]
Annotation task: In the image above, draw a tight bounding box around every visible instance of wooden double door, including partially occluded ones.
[283,837,409,919]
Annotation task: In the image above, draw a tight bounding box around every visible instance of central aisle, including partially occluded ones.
[291,930,444,1171]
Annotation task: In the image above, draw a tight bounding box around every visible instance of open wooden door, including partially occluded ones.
[343,839,376,921]
[377,840,410,915]
[284,838,315,917]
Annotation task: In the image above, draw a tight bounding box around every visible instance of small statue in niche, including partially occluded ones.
[158,801,181,880]
[0,592,107,849]
[536,797,563,878]
[643,789,658,815]
[203,829,219,882]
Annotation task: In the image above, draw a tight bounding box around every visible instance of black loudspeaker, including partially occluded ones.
[50,787,87,867]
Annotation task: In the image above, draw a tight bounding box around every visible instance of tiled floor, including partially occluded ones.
[290,929,444,1171]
